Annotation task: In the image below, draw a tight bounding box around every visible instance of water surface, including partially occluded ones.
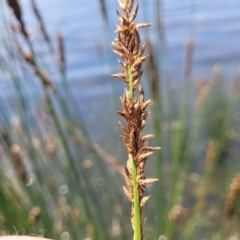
[2,0,240,144]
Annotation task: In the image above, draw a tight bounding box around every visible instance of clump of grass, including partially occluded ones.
[3,0,240,239]
[112,0,160,239]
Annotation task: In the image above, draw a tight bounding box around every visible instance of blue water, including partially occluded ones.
[1,0,240,144]
[19,0,240,82]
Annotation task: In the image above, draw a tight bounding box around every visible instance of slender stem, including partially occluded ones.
[128,65,141,240]
[132,158,141,240]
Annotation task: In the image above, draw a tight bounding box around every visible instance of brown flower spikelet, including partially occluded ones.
[6,0,28,39]
[30,0,50,43]
[112,0,160,232]
[16,43,56,93]
[225,173,240,220]
[11,144,28,183]
[57,33,65,73]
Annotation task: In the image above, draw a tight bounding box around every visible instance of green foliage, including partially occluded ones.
[0,1,240,240]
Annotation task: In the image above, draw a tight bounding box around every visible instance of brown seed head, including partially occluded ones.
[204,139,218,165]
[169,205,190,225]
[112,0,150,90]
[183,37,195,77]
[31,0,50,43]
[57,33,65,73]
[225,173,240,220]
[113,0,160,234]
[35,69,56,93]
[196,79,210,108]
[11,144,28,183]
[6,0,28,39]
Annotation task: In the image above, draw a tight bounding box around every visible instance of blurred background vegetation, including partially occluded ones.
[1,0,240,239]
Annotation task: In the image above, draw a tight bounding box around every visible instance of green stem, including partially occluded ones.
[128,65,141,240]
[132,158,141,240]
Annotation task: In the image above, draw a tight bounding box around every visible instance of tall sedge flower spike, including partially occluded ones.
[112,0,160,239]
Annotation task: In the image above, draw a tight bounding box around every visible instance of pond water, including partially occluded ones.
[31,0,240,80]
[9,0,238,80]
[1,0,240,146]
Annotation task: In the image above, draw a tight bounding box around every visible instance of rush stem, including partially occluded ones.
[128,65,141,240]
[132,157,141,240]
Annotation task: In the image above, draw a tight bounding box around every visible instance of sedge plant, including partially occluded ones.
[112,0,160,239]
